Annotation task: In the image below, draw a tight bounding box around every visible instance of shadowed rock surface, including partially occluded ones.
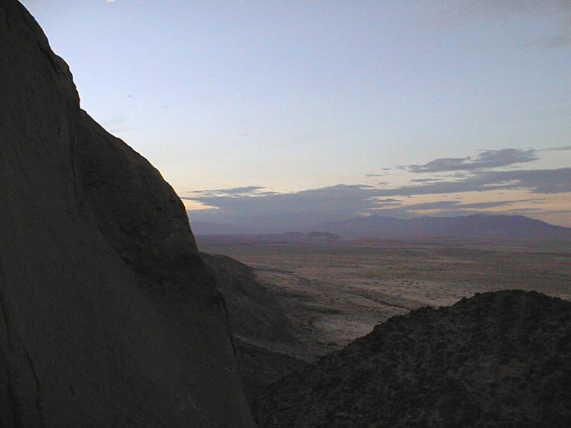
[202,253,295,346]
[254,290,571,428]
[234,338,308,404]
[0,1,253,426]
[201,254,307,402]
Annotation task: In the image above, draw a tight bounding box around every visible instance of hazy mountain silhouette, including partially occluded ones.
[315,214,571,240]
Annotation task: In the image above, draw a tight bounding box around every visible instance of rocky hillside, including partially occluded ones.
[254,290,571,427]
[202,254,307,401]
[0,1,253,426]
[202,254,296,346]
[235,338,308,403]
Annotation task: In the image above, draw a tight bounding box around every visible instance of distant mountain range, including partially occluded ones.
[314,214,571,240]
[192,214,571,241]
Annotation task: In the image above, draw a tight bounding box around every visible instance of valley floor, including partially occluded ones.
[199,237,571,359]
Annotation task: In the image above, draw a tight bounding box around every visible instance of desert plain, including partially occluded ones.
[199,237,571,359]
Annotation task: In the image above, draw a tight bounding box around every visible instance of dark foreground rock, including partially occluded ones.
[235,338,308,403]
[254,290,571,428]
[202,254,307,402]
[0,2,253,426]
[202,254,296,346]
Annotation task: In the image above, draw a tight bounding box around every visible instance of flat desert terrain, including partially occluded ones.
[199,237,571,359]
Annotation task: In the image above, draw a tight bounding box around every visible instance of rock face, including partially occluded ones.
[234,338,308,404]
[201,254,295,346]
[201,254,306,402]
[254,291,571,428]
[0,2,253,427]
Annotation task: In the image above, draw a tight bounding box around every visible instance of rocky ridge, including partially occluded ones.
[254,290,571,427]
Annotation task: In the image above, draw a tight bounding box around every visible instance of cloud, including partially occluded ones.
[411,178,445,183]
[377,168,571,197]
[185,167,571,231]
[540,145,571,152]
[406,148,538,173]
[365,199,543,220]
[404,199,536,211]
[365,168,393,177]
[184,186,267,197]
[185,145,570,231]
[187,185,403,232]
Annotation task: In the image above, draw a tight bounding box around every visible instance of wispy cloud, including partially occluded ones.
[378,168,571,197]
[186,186,267,197]
[411,178,445,183]
[367,198,545,219]
[187,185,400,231]
[406,148,538,173]
[185,146,571,231]
[540,145,571,152]
[403,198,543,212]
[185,167,571,230]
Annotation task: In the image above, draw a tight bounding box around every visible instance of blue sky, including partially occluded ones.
[22,0,571,228]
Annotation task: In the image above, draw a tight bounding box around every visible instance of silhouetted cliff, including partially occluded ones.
[0,1,253,426]
[202,253,306,402]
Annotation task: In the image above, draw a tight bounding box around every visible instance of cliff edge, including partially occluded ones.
[0,1,254,426]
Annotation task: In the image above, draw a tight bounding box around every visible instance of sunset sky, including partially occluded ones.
[22,0,571,229]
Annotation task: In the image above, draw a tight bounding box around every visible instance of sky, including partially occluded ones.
[22,0,571,229]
